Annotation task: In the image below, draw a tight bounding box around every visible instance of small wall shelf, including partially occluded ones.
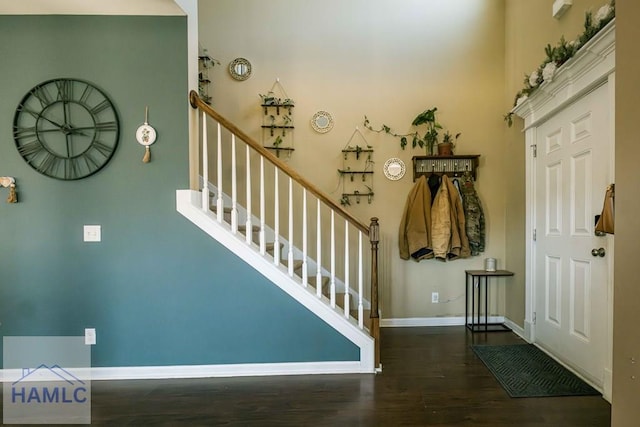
[412,155,480,181]
[341,148,374,160]
[339,129,374,206]
[265,146,295,158]
[261,125,294,137]
[198,49,218,105]
[261,104,294,116]
[260,79,294,158]
[337,170,374,182]
[341,191,374,205]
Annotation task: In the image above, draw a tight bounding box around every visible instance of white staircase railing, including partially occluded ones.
[189,91,380,367]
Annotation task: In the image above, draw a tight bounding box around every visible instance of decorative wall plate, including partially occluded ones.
[136,107,157,163]
[136,123,157,146]
[383,158,406,181]
[311,111,334,133]
[229,58,252,81]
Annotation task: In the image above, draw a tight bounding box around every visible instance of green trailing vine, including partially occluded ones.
[364,108,460,155]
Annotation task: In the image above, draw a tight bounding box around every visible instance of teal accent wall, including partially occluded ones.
[0,15,358,367]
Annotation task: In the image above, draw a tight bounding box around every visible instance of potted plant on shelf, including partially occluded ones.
[410,108,441,156]
[438,131,461,156]
[364,107,461,156]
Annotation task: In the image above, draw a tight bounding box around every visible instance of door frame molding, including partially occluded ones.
[513,20,615,401]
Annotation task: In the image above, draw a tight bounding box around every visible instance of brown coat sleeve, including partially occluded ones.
[398,176,433,260]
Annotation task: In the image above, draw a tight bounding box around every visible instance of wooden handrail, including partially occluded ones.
[190,91,369,234]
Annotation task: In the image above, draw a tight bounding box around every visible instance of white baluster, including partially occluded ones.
[231,134,238,233]
[259,156,266,255]
[358,231,364,329]
[273,167,280,266]
[245,145,252,245]
[216,122,223,223]
[287,177,294,277]
[316,199,322,298]
[344,220,350,318]
[201,112,209,211]
[302,189,308,287]
[330,210,336,308]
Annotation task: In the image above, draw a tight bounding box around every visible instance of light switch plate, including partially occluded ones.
[83,225,101,242]
[85,328,96,345]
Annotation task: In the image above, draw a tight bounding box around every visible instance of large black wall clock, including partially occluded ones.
[13,78,120,180]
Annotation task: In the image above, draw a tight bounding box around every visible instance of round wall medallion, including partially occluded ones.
[311,111,333,133]
[136,124,157,146]
[383,158,406,181]
[229,58,252,81]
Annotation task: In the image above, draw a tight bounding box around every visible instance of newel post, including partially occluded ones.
[369,217,380,369]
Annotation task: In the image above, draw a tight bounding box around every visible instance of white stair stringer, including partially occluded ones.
[176,189,375,374]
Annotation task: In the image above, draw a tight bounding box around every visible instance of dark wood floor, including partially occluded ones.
[7,327,612,426]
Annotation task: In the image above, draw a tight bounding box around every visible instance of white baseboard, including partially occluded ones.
[381,316,505,328]
[1,361,370,382]
[503,318,528,340]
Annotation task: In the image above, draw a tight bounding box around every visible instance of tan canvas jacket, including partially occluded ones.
[432,175,470,260]
[398,176,433,261]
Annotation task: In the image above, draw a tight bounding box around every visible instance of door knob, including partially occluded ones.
[591,247,606,257]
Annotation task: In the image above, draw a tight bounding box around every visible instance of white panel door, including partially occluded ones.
[534,82,611,387]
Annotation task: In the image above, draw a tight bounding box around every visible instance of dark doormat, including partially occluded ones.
[471,344,600,398]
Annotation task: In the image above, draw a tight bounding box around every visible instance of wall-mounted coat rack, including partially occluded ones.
[412,155,480,181]
[0,176,18,203]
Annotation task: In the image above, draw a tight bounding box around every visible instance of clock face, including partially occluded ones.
[13,78,120,180]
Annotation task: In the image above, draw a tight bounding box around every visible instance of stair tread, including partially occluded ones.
[332,292,348,309]
[265,242,284,255]
[307,275,330,288]
[282,259,304,271]
[238,224,261,232]
[210,205,233,213]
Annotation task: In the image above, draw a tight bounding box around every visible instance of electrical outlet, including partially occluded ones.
[85,328,96,345]
[431,292,439,304]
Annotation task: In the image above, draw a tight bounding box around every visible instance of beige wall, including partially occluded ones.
[503,0,605,327]
[613,1,640,424]
[200,1,640,420]
[200,1,627,330]
[200,0,507,320]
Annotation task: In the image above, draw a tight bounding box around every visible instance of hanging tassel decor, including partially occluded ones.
[143,146,151,163]
[7,184,17,203]
[136,106,157,164]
